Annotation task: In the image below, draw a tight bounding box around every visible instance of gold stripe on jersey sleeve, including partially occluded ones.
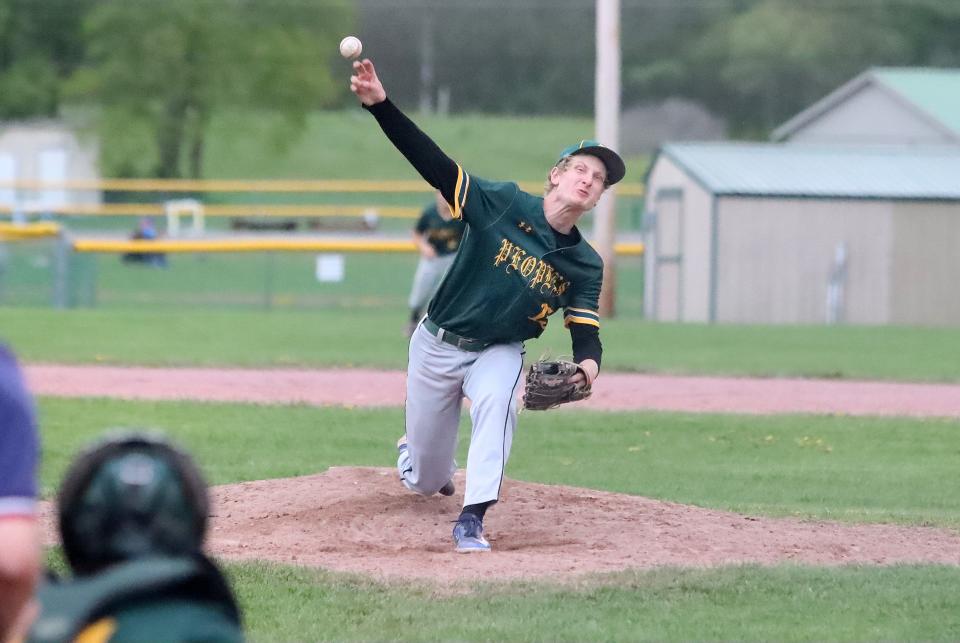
[452,165,466,220]
[564,315,601,328]
[564,306,601,328]
[440,196,455,218]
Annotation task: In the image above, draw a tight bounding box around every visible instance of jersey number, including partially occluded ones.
[528,303,554,330]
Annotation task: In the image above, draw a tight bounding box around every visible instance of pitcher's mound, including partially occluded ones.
[204,467,960,583]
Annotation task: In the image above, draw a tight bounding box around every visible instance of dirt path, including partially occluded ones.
[37,467,960,583]
[23,363,960,417]
[29,363,960,582]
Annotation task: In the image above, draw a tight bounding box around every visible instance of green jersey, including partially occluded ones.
[28,556,243,643]
[428,173,603,344]
[415,203,465,257]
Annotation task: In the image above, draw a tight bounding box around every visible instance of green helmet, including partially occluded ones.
[57,432,209,576]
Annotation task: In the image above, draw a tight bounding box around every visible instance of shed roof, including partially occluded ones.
[657,143,960,200]
[873,68,960,135]
[772,67,960,142]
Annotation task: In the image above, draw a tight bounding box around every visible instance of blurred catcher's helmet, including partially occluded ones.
[57,431,209,576]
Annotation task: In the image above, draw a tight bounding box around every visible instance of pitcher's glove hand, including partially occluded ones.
[522,359,592,411]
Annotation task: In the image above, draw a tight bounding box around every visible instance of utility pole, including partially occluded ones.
[594,0,620,317]
[419,13,435,114]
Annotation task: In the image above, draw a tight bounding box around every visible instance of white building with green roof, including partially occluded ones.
[771,67,960,145]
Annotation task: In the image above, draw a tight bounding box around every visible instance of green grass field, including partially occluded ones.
[38,399,960,526]
[1,228,647,311]
[220,564,960,642]
[3,306,960,381]
[37,397,960,640]
[42,546,960,641]
[5,109,652,317]
[55,109,650,236]
[13,106,958,640]
[203,109,650,184]
[85,105,648,182]
[17,308,960,640]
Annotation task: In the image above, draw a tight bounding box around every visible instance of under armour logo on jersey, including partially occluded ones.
[518,221,533,233]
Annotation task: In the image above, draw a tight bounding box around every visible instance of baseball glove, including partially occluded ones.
[522,359,592,411]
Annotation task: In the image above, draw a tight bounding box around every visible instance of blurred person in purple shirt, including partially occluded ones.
[0,344,41,641]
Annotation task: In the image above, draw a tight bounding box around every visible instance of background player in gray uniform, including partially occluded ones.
[406,191,465,336]
[350,58,624,553]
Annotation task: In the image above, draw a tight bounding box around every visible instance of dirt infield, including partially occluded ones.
[24,364,960,417]
[37,465,960,584]
[29,364,960,582]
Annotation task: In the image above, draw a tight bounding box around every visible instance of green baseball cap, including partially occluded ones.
[557,140,626,185]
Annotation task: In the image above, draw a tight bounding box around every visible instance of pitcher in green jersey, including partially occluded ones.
[350,57,625,553]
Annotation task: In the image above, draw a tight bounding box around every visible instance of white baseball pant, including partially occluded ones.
[398,321,525,506]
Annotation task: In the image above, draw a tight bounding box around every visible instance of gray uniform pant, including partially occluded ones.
[407,254,457,313]
[398,321,525,507]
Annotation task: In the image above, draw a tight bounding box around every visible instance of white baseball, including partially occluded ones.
[339,36,362,59]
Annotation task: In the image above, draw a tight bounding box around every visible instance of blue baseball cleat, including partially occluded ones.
[452,514,490,553]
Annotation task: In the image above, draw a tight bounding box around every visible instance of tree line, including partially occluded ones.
[2,0,957,178]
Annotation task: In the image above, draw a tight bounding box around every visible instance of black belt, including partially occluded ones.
[422,318,489,352]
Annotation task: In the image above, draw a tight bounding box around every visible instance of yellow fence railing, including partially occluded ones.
[72,238,645,256]
[2,178,646,254]
[0,203,422,219]
[0,177,644,225]
[0,178,645,197]
[0,221,62,240]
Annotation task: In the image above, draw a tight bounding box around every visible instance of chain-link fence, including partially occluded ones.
[0,237,646,317]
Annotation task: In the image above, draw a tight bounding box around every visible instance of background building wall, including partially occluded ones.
[714,198,895,324]
[643,154,714,322]
[889,201,960,325]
